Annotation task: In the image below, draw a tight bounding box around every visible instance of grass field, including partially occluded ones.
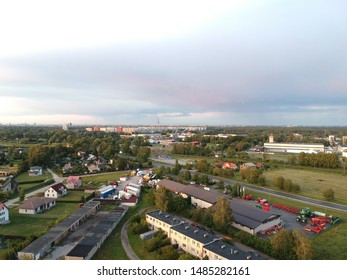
[15,170,52,183]
[0,203,78,237]
[82,171,129,187]
[57,191,86,202]
[264,168,347,205]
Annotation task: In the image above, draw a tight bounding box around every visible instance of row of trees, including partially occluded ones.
[297,152,340,169]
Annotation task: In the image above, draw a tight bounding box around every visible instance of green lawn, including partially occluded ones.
[82,171,129,187]
[57,191,85,202]
[15,170,52,183]
[264,168,347,205]
[0,203,78,237]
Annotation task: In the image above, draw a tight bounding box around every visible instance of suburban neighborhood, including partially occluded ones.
[0,125,346,261]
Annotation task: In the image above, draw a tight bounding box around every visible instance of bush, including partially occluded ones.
[322,188,335,201]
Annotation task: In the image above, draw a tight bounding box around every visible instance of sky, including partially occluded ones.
[0,0,347,126]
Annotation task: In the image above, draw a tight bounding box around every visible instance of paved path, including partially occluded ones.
[121,207,149,260]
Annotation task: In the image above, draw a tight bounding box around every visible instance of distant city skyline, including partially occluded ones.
[1,0,347,126]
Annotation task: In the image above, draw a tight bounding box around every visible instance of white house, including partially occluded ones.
[28,166,43,176]
[19,197,56,215]
[45,183,67,198]
[0,202,10,224]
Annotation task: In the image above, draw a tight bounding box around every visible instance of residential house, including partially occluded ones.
[0,169,13,177]
[28,166,43,176]
[66,176,83,189]
[0,202,10,224]
[88,164,100,173]
[45,183,67,198]
[62,163,73,174]
[19,197,56,214]
[222,162,238,170]
[0,178,19,193]
[256,162,265,168]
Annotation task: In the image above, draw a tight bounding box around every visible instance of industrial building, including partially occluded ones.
[156,179,281,235]
[264,142,325,154]
[18,201,100,260]
[230,200,281,235]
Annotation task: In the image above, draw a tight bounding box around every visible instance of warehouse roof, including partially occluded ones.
[230,199,280,229]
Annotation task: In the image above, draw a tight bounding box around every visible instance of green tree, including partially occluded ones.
[274,176,285,190]
[213,197,233,232]
[19,188,25,201]
[270,229,295,260]
[155,186,171,211]
[292,229,313,260]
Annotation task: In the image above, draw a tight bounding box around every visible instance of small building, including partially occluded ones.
[88,164,100,173]
[120,195,138,207]
[45,183,67,198]
[66,176,83,189]
[222,162,238,170]
[0,169,13,177]
[240,162,256,169]
[0,202,10,224]
[0,178,19,193]
[19,197,56,215]
[62,163,73,174]
[28,166,43,176]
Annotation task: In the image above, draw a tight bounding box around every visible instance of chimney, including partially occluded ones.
[230,249,233,255]
[204,233,208,238]
[194,230,198,234]
[221,245,226,249]
[185,226,190,230]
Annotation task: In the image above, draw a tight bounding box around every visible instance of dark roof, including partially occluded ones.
[157,179,187,193]
[204,240,263,260]
[158,179,220,204]
[171,223,218,245]
[230,199,280,229]
[183,186,220,204]
[50,183,67,195]
[65,244,94,258]
[147,209,184,226]
[19,201,101,255]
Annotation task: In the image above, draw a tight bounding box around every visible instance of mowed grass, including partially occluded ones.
[15,170,52,183]
[81,171,129,187]
[0,203,78,237]
[264,168,347,205]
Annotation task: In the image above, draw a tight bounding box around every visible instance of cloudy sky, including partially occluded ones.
[1,0,346,126]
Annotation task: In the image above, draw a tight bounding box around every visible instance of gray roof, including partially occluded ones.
[146,209,184,226]
[19,201,101,255]
[158,179,220,204]
[19,197,56,210]
[157,179,187,193]
[204,239,263,260]
[171,223,219,245]
[230,199,280,229]
[66,207,127,258]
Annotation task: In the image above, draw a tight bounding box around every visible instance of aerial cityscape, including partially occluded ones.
[0,0,346,263]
